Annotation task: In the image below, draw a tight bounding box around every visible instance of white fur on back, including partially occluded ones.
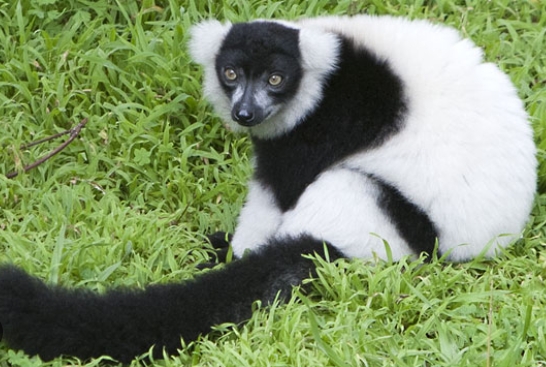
[298,15,536,260]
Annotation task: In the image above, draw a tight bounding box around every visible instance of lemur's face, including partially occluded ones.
[214,22,303,127]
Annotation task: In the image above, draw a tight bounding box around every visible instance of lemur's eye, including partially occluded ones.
[268,74,283,86]
[224,68,237,81]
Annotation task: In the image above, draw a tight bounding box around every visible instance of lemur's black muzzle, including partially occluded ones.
[231,82,267,127]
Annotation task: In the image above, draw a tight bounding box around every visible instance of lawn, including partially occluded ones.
[1,0,545,366]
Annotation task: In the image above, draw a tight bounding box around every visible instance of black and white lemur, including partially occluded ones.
[0,15,537,363]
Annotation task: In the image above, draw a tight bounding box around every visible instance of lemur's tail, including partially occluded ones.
[0,236,340,363]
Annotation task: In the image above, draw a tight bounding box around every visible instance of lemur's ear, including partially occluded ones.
[189,20,232,66]
[298,27,340,73]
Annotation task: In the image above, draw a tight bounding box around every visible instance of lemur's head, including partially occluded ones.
[190,19,339,139]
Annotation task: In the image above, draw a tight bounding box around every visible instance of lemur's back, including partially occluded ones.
[300,16,536,260]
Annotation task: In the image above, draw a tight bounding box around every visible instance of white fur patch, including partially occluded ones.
[189,20,235,129]
[231,180,283,257]
[188,20,232,66]
[277,168,414,260]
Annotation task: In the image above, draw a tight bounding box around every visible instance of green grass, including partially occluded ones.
[0,0,545,366]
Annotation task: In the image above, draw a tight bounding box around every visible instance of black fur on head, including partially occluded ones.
[214,22,304,126]
[218,22,301,64]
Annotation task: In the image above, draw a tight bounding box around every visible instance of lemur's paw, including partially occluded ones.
[207,232,232,250]
[197,232,233,269]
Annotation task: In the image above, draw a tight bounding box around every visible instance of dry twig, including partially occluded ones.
[6,118,89,179]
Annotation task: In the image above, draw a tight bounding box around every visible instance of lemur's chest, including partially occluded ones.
[251,112,399,212]
[252,129,335,212]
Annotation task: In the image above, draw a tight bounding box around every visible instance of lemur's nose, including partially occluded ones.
[232,108,256,126]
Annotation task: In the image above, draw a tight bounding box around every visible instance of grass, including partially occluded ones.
[0,0,545,366]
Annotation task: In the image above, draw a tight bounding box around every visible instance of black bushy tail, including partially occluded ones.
[0,236,341,363]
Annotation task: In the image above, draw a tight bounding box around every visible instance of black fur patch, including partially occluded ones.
[0,237,341,363]
[215,22,303,106]
[371,175,438,257]
[253,37,407,212]
[220,22,301,63]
